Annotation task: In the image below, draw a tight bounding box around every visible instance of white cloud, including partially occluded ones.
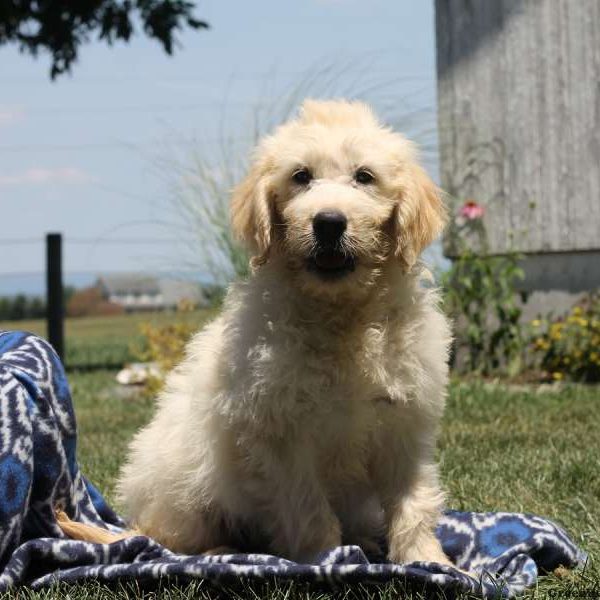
[0,167,94,186]
[0,105,25,126]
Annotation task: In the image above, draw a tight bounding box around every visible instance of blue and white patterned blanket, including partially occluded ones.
[0,330,587,596]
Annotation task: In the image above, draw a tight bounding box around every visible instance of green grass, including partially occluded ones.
[0,310,214,369]
[4,375,600,599]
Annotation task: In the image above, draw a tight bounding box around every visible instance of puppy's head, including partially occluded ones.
[231,100,446,300]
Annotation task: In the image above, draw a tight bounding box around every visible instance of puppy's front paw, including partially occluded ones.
[388,540,474,578]
[388,534,452,567]
[291,520,342,563]
[202,545,239,556]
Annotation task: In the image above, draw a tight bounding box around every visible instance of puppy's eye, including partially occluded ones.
[355,169,375,185]
[292,168,312,185]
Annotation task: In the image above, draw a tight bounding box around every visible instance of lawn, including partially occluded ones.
[0,309,215,370]
[3,372,598,599]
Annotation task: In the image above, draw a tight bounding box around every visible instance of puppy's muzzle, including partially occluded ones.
[308,211,356,279]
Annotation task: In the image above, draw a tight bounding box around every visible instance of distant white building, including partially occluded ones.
[96,274,209,312]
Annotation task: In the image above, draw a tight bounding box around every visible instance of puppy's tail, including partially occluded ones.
[56,509,139,544]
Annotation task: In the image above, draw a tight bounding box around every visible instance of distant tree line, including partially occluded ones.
[0,295,46,321]
[0,287,75,321]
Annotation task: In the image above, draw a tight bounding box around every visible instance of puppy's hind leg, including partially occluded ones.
[136,502,232,555]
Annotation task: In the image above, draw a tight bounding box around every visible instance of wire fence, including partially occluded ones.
[0,234,212,371]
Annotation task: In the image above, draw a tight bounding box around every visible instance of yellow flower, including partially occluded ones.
[563,357,571,365]
[591,352,599,362]
[534,338,551,350]
[572,306,582,316]
[531,319,541,328]
[552,371,564,380]
[579,318,589,327]
[549,324,562,340]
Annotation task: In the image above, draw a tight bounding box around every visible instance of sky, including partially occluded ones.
[0,0,440,295]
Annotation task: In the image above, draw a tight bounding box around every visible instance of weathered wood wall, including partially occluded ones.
[436,0,600,263]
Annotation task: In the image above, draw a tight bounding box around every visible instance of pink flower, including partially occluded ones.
[459,200,485,220]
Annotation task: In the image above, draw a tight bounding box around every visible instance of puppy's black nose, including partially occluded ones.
[313,211,347,245]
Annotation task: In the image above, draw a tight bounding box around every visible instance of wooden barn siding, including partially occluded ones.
[436,0,600,256]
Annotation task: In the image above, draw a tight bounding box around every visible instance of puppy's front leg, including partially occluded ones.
[251,446,341,562]
[383,464,451,566]
[372,431,451,567]
[266,490,342,563]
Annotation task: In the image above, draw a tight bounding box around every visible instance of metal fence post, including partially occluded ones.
[46,233,64,361]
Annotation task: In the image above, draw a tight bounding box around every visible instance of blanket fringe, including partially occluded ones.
[56,509,138,544]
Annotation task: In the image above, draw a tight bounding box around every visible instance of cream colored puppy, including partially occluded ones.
[116,100,453,566]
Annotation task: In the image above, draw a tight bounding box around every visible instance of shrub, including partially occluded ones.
[139,321,196,374]
[531,294,600,382]
[443,250,527,376]
[134,303,220,394]
[441,200,528,376]
[135,321,195,395]
[67,286,124,317]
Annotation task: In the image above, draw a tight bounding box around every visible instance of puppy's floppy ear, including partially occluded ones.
[395,164,447,269]
[230,162,273,265]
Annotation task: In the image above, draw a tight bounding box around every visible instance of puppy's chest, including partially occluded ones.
[242,324,395,425]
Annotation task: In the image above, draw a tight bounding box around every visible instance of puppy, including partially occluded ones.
[116,99,452,566]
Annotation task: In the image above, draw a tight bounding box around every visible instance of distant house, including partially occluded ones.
[96,274,209,312]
